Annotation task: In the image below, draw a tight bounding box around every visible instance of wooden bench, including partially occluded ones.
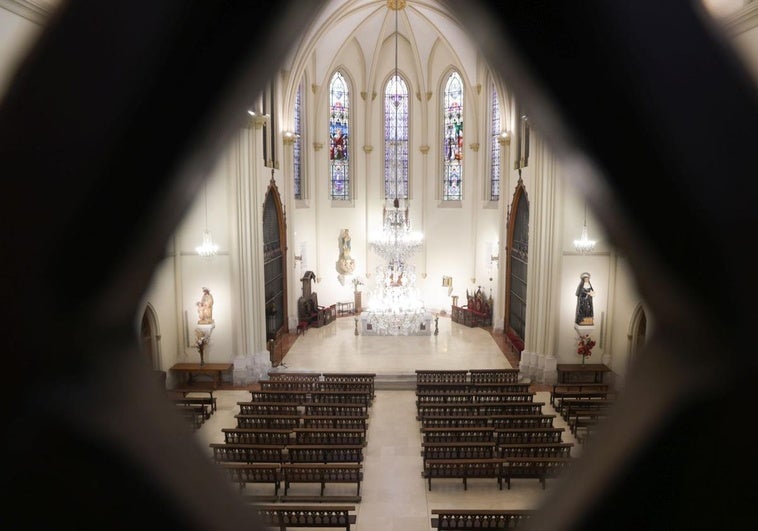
[423,458,503,491]
[281,464,363,497]
[489,414,556,429]
[420,416,492,429]
[286,444,364,464]
[216,462,281,496]
[249,390,310,404]
[471,391,536,404]
[309,390,372,408]
[420,427,496,444]
[415,369,468,384]
[551,382,612,407]
[321,373,376,398]
[209,443,286,463]
[494,427,566,445]
[421,442,497,464]
[315,382,373,403]
[473,402,546,415]
[502,456,574,489]
[559,398,616,422]
[174,404,205,430]
[302,404,367,417]
[430,509,535,530]
[235,414,302,430]
[222,428,293,445]
[498,442,574,458]
[267,371,322,384]
[416,392,475,409]
[301,415,368,430]
[167,389,218,411]
[255,504,357,530]
[292,428,367,446]
[260,379,318,392]
[415,382,472,394]
[469,382,532,394]
[238,402,301,416]
[468,368,521,384]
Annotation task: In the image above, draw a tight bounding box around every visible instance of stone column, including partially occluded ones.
[228,115,271,384]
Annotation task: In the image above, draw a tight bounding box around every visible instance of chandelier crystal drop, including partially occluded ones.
[573,201,596,254]
[195,183,218,257]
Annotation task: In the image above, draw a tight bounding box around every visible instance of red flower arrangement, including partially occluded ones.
[577,334,596,363]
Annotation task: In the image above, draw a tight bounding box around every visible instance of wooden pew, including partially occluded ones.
[489,414,556,429]
[423,458,503,491]
[498,442,575,458]
[259,379,317,392]
[430,509,535,530]
[551,382,613,407]
[255,504,357,530]
[472,391,536,404]
[237,401,301,416]
[469,382,532,394]
[415,382,471,395]
[416,392,474,409]
[468,368,521,384]
[301,415,368,430]
[421,442,497,464]
[286,445,364,464]
[209,443,286,463]
[280,463,363,498]
[302,404,367,417]
[502,457,574,489]
[292,428,367,447]
[420,416,492,429]
[559,398,616,422]
[309,390,371,408]
[235,414,302,430]
[267,371,322,385]
[321,373,376,399]
[420,427,496,444]
[249,390,310,404]
[415,369,468,384]
[216,462,280,497]
[167,395,216,416]
[167,387,217,411]
[222,428,293,446]
[494,427,566,445]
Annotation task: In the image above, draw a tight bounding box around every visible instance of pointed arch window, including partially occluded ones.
[489,81,502,201]
[293,81,303,200]
[384,73,409,200]
[442,71,463,201]
[329,71,350,200]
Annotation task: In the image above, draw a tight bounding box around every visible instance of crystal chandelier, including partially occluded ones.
[362,2,428,335]
[573,201,596,254]
[195,182,218,257]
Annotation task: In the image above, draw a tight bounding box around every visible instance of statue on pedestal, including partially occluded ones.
[197,287,214,324]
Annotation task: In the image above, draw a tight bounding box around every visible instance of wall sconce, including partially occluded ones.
[489,241,500,271]
[283,130,299,145]
[247,109,270,128]
[442,276,453,296]
[497,130,511,145]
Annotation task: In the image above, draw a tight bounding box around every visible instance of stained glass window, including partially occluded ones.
[329,71,350,200]
[489,82,501,201]
[442,71,463,200]
[294,81,303,200]
[384,74,409,200]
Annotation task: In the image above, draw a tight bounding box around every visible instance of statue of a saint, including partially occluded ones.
[575,273,595,326]
[196,287,214,324]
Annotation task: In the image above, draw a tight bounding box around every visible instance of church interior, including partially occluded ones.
[2,0,757,529]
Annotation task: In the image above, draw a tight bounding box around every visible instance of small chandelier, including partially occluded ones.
[573,201,596,254]
[195,182,218,257]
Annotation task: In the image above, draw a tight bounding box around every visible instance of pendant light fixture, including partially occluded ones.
[573,201,596,254]
[195,182,218,257]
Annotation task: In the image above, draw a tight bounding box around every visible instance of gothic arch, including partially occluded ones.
[504,177,529,354]
[139,303,161,371]
[263,175,289,340]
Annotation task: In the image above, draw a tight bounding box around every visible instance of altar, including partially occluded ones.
[359,310,433,336]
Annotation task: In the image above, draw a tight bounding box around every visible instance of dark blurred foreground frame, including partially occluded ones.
[1,0,756,529]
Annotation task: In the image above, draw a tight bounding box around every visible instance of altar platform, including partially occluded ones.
[275,315,511,387]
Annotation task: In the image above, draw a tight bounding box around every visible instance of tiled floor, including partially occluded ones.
[191,316,575,531]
